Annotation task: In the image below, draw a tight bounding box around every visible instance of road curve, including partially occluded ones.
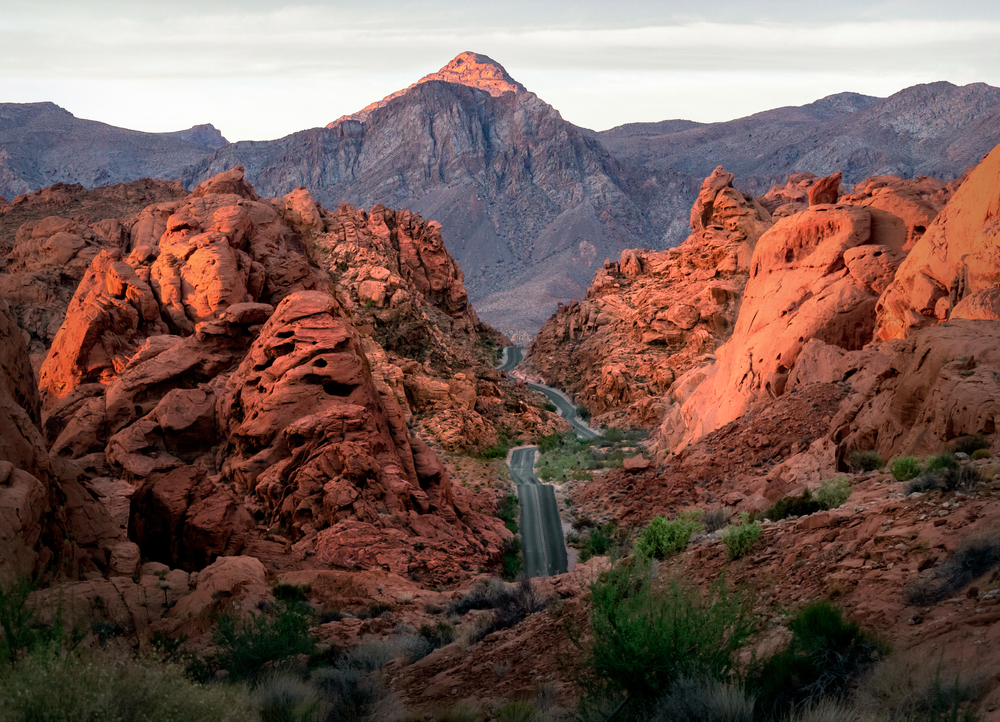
[497,345,599,578]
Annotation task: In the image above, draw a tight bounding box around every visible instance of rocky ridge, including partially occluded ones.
[1,166,558,589]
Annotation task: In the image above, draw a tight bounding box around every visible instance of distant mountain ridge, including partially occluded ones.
[5,62,1000,337]
[0,102,226,201]
[183,55,687,339]
[600,82,1000,195]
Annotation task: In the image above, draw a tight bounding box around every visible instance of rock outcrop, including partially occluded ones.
[877,143,1000,339]
[527,166,771,427]
[4,168,550,585]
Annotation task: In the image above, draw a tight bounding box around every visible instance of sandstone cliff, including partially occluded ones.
[1,167,556,585]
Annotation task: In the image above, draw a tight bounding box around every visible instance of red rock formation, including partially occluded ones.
[527,166,771,427]
[8,168,542,583]
[807,172,843,205]
[877,144,1000,340]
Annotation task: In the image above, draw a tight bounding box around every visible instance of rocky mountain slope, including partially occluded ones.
[180,53,695,340]
[601,81,1000,196]
[0,102,226,201]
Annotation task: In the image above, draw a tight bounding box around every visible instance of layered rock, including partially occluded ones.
[314,202,563,451]
[527,166,772,427]
[8,168,540,584]
[877,144,1000,339]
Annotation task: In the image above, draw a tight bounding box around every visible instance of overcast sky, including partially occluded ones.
[4,1,1000,142]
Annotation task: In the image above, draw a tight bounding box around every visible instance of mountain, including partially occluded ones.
[0,102,226,201]
[183,53,692,340]
[600,82,1000,195]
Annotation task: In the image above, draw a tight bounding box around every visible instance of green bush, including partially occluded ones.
[815,476,852,510]
[890,456,922,482]
[720,514,762,560]
[953,435,990,456]
[752,600,886,718]
[847,449,884,472]
[543,402,557,413]
[496,494,519,534]
[577,405,592,421]
[603,427,624,443]
[764,489,824,522]
[418,621,456,649]
[924,453,958,473]
[586,557,756,705]
[0,648,254,722]
[272,584,311,604]
[213,602,316,681]
[501,537,523,581]
[573,522,623,562]
[479,442,509,460]
[635,512,703,560]
[495,700,542,722]
[972,448,991,461]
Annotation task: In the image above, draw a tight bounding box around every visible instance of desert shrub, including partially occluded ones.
[814,476,852,510]
[906,532,1000,606]
[479,443,509,460]
[577,405,592,421]
[448,578,512,616]
[720,513,762,560]
[849,655,985,722]
[312,667,383,722]
[537,432,569,453]
[501,537,524,581]
[649,676,755,722]
[496,700,542,722]
[890,456,923,482]
[603,427,624,443]
[586,557,756,706]
[905,466,983,495]
[847,450,884,472]
[423,602,445,615]
[317,609,344,624]
[214,602,316,681]
[971,448,991,461]
[354,602,392,620]
[0,579,72,664]
[254,673,324,722]
[419,621,456,648]
[635,512,703,560]
[573,521,624,562]
[764,490,824,521]
[0,648,254,722]
[752,601,885,719]
[953,435,990,456]
[925,453,959,473]
[469,577,546,643]
[497,494,519,534]
[702,508,731,534]
[272,584,311,604]
[543,402,557,413]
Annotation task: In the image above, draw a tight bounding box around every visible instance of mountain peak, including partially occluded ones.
[328,51,525,128]
[428,52,525,97]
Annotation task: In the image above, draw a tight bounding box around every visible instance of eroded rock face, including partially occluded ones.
[877,144,1000,340]
[12,168,529,583]
[314,202,564,452]
[528,166,771,427]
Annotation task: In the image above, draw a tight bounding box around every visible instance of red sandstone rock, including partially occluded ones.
[877,144,1000,339]
[807,172,842,205]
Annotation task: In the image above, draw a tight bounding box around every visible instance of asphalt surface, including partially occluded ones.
[497,346,599,578]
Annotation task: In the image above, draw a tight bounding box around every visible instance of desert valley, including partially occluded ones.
[3,40,1000,722]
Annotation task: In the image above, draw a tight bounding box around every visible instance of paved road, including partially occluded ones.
[509,447,568,577]
[497,346,600,577]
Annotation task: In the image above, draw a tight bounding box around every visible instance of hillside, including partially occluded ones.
[601,82,1000,195]
[0,102,226,201]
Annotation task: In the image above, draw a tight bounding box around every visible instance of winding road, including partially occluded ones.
[497,346,599,577]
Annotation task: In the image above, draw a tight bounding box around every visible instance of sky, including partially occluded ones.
[3,1,1000,142]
